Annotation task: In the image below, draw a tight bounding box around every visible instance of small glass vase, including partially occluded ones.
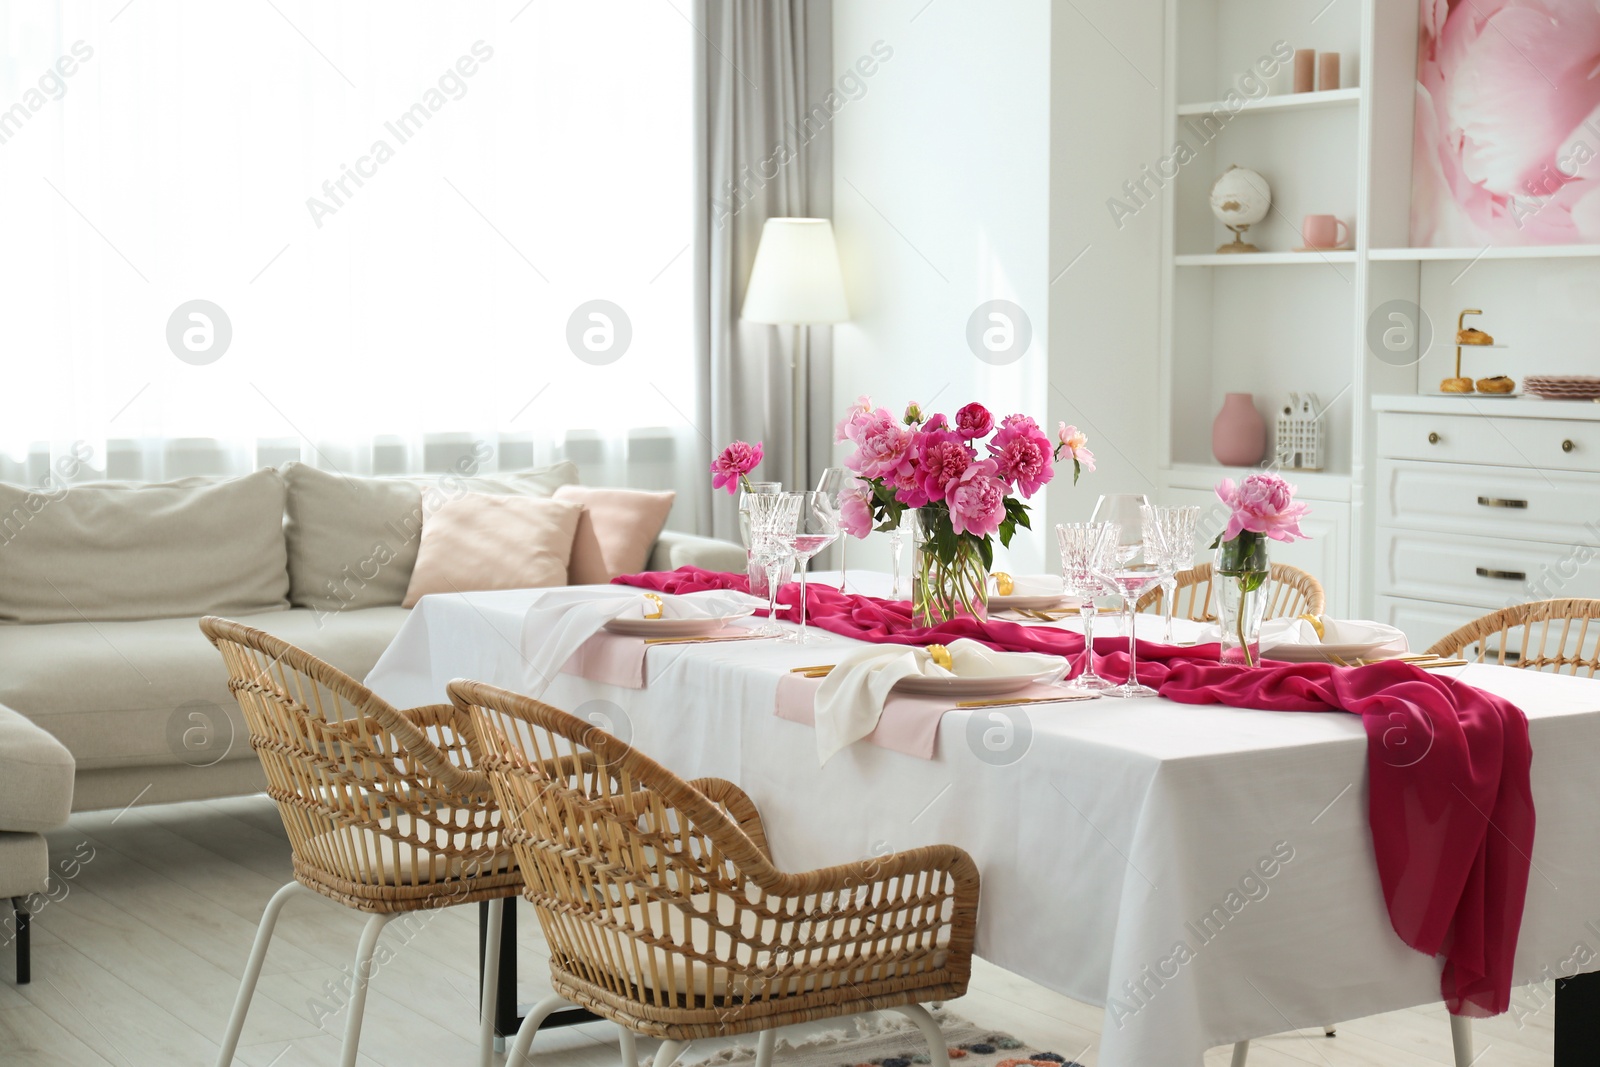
[1215,537,1271,667]
[912,506,989,626]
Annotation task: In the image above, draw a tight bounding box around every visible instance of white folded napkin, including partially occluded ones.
[812,638,1064,763]
[1260,616,1408,654]
[519,586,764,696]
[991,573,1066,597]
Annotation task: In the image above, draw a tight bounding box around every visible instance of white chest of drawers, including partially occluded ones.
[1372,395,1600,652]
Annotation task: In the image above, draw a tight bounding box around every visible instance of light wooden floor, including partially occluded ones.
[0,796,1555,1066]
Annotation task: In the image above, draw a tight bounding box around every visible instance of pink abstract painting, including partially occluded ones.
[1412,0,1600,246]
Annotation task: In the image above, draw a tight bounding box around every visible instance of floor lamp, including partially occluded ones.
[740,218,850,490]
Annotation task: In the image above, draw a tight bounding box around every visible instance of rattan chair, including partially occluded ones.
[1135,561,1325,622]
[449,678,980,1067]
[1426,598,1600,673]
[201,618,521,1067]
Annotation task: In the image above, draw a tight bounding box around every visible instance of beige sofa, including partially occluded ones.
[0,460,743,813]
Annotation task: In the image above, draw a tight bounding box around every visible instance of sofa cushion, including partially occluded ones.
[0,470,289,624]
[554,485,676,584]
[402,494,582,607]
[281,461,580,613]
[0,607,410,772]
[0,702,74,833]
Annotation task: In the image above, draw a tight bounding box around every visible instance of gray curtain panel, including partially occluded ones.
[694,0,834,541]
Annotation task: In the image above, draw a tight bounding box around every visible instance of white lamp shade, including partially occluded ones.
[740,217,850,325]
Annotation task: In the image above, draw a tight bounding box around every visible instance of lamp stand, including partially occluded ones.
[791,322,808,490]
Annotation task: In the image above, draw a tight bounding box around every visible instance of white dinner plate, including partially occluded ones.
[1262,640,1398,663]
[603,612,754,638]
[893,670,1058,697]
[990,594,1082,611]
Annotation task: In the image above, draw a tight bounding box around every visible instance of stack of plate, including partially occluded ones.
[1525,375,1600,400]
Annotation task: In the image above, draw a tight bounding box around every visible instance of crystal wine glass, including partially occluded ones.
[779,492,840,644]
[1092,521,1177,698]
[746,492,802,637]
[887,510,915,599]
[739,481,783,598]
[1140,504,1201,644]
[1056,521,1119,691]
[814,467,851,592]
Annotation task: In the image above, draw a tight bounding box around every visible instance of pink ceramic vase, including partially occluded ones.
[1212,392,1266,466]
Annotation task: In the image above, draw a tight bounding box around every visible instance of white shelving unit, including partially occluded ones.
[1159,0,1600,621]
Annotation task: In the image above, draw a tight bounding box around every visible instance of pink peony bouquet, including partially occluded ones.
[1214,472,1310,545]
[710,440,763,495]
[835,396,1090,569]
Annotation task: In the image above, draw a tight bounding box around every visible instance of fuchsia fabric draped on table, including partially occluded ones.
[615,567,1536,1018]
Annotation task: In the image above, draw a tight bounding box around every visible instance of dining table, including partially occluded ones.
[363,572,1600,1066]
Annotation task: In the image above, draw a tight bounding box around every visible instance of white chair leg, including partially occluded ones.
[506,993,567,1065]
[480,898,506,1067]
[1449,1015,1473,1067]
[619,1026,639,1067]
[1229,1040,1249,1067]
[754,1030,777,1067]
[215,881,311,1067]
[338,912,395,1067]
[652,1039,689,1067]
[890,1004,948,1067]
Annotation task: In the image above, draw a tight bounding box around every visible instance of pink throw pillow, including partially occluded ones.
[553,485,676,584]
[401,493,582,607]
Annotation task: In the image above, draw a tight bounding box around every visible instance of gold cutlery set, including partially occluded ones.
[1323,652,1469,669]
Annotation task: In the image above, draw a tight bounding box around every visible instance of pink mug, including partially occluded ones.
[1302,214,1349,249]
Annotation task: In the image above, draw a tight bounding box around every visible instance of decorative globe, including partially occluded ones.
[1210,165,1271,228]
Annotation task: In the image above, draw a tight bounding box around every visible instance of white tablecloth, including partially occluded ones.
[365,576,1600,1066]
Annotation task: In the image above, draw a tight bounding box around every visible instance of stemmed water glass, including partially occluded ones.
[887,510,915,599]
[746,492,803,637]
[780,492,840,644]
[739,481,783,597]
[1056,522,1119,691]
[814,467,851,591]
[1092,521,1178,698]
[1091,493,1149,566]
[1140,504,1201,644]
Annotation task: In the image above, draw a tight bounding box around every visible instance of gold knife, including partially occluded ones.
[955,693,1097,709]
[644,633,769,646]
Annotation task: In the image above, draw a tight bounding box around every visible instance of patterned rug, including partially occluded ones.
[676,1008,1086,1067]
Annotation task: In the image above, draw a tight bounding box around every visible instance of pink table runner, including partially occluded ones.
[615,566,1536,1019]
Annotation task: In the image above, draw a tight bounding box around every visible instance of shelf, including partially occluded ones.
[1370,244,1600,261]
[1176,87,1361,117]
[1162,463,1352,501]
[1175,251,1356,266]
[1372,393,1600,421]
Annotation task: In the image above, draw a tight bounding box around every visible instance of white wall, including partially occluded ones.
[829,0,1164,576]
[830,0,1053,572]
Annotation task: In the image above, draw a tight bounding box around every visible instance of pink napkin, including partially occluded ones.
[560,627,754,689]
[776,673,1075,759]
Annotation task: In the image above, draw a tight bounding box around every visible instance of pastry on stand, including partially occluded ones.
[1441,309,1514,395]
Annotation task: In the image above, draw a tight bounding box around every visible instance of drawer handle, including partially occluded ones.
[1563,438,1577,453]
[1475,566,1526,582]
[1427,432,1441,444]
[1476,496,1528,509]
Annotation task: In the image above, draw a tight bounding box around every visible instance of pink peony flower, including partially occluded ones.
[946,460,1007,538]
[845,410,916,484]
[1055,422,1096,479]
[910,427,976,504]
[954,402,994,440]
[835,395,875,443]
[710,440,762,495]
[839,480,874,539]
[987,414,1054,498]
[922,412,949,433]
[1414,1,1600,245]
[1217,473,1310,543]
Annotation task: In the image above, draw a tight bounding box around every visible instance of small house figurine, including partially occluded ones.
[1275,393,1324,471]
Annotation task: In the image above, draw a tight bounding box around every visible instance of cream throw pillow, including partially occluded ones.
[401,493,582,607]
[553,485,676,584]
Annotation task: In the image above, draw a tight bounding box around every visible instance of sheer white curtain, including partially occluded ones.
[0,1,703,524]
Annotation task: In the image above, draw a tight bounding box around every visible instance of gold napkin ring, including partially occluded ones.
[643,593,665,620]
[1298,613,1325,640]
[992,571,1014,596]
[926,643,953,671]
